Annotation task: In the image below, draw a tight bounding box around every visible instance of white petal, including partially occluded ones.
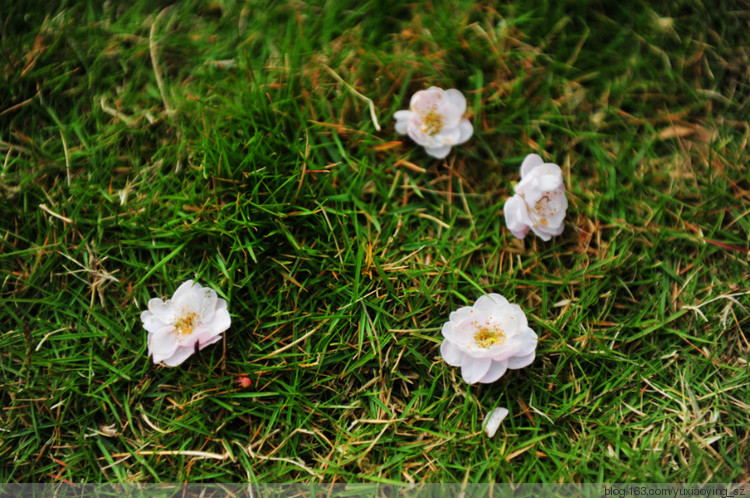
[406,125,429,147]
[198,333,223,350]
[477,360,508,383]
[457,119,473,144]
[507,352,535,369]
[531,225,553,241]
[434,127,462,146]
[520,154,544,178]
[149,329,179,362]
[514,327,538,356]
[141,310,169,334]
[161,346,195,367]
[173,281,203,313]
[536,173,564,192]
[171,280,196,301]
[208,300,231,333]
[394,110,410,135]
[499,303,528,333]
[440,339,467,367]
[411,88,442,115]
[441,321,454,339]
[483,407,509,437]
[439,107,462,130]
[198,287,218,321]
[147,298,174,323]
[448,306,473,323]
[504,195,529,239]
[461,358,492,384]
[445,89,467,115]
[424,145,451,159]
[475,294,509,313]
[394,110,411,121]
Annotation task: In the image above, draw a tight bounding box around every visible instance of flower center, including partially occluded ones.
[421,111,443,135]
[174,311,199,336]
[532,191,561,226]
[473,325,506,349]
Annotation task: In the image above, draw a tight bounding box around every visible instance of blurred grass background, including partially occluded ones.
[1,0,749,483]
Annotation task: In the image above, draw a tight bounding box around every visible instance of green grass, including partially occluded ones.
[2,0,749,483]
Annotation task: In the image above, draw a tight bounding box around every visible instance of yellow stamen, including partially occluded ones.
[421,111,442,135]
[473,326,506,349]
[174,311,198,336]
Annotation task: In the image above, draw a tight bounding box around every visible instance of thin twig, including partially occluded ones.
[39,204,73,224]
[106,450,227,460]
[59,129,70,186]
[256,320,327,361]
[150,7,174,116]
[322,64,381,131]
[100,96,135,126]
[0,91,39,117]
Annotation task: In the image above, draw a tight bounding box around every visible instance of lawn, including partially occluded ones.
[1,0,749,483]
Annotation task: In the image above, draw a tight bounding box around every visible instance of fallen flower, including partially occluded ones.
[440,293,538,384]
[394,86,473,159]
[504,153,568,241]
[236,376,252,388]
[141,280,231,367]
[483,407,509,437]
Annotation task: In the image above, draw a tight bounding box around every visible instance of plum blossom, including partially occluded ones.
[440,293,537,384]
[394,86,473,159]
[504,153,568,241]
[141,280,231,367]
[483,407,509,437]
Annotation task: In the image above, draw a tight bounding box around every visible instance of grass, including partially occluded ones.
[1,0,749,483]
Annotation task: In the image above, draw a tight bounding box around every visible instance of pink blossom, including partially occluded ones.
[141,280,231,367]
[394,86,473,159]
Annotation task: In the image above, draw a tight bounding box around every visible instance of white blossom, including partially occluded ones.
[394,86,473,159]
[504,153,568,241]
[440,293,538,384]
[141,280,231,367]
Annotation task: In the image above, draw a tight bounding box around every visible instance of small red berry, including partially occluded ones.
[236,376,252,388]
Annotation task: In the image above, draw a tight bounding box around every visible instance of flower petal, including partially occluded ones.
[483,407,509,437]
[173,285,203,315]
[448,306,474,323]
[161,346,195,367]
[394,110,411,121]
[474,294,508,313]
[531,225,553,241]
[149,328,179,362]
[198,333,223,350]
[457,119,473,144]
[461,358,492,384]
[147,298,174,323]
[499,303,527,334]
[440,339,467,367]
[433,127,462,146]
[198,287,219,321]
[424,145,452,159]
[394,110,410,135]
[520,154,544,178]
[171,280,195,302]
[504,195,529,239]
[507,352,535,369]
[141,310,169,334]
[208,300,231,334]
[536,173,564,192]
[445,89,467,116]
[478,360,508,383]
